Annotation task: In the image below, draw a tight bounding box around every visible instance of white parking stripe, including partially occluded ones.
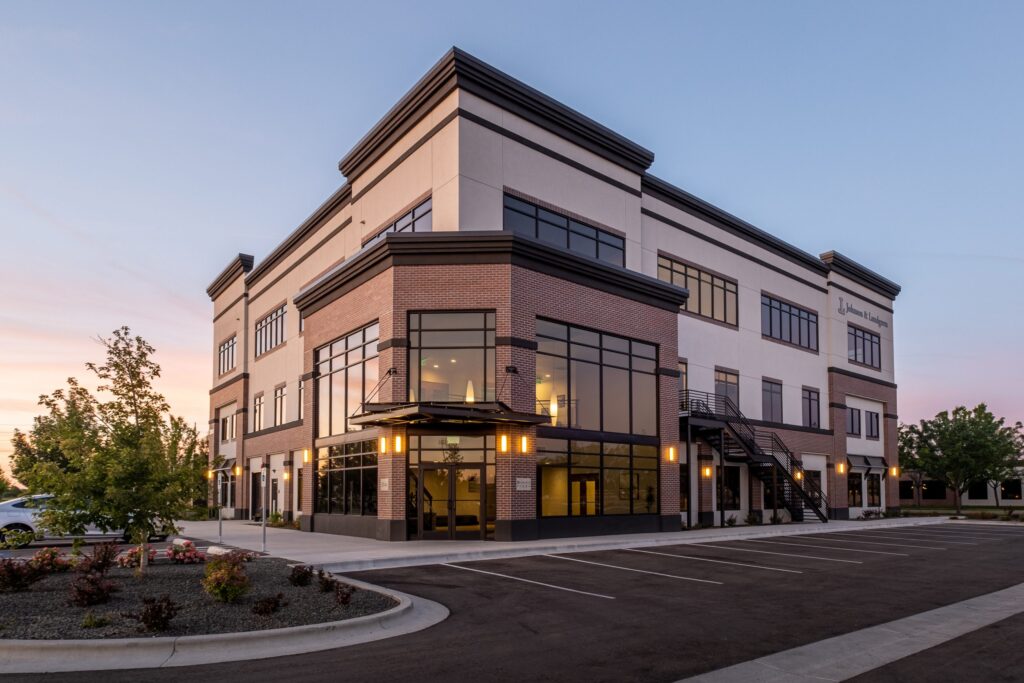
[543,554,723,585]
[697,543,862,564]
[745,539,909,556]
[828,531,976,545]
[441,563,615,600]
[801,535,946,550]
[894,527,1023,539]
[624,548,803,573]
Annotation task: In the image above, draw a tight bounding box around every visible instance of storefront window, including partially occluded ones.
[848,472,864,507]
[409,312,495,403]
[866,473,881,507]
[717,465,741,510]
[315,322,380,437]
[315,440,378,515]
[537,439,659,517]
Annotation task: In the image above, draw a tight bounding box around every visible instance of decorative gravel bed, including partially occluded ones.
[0,558,397,640]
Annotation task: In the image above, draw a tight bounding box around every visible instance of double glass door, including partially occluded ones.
[416,464,485,540]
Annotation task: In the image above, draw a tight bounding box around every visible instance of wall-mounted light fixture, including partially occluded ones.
[890,466,900,477]
[837,462,846,475]
[701,465,712,479]
[302,449,310,464]
[283,470,290,482]
[379,436,388,454]
[232,464,242,477]
[667,446,676,462]
[394,435,403,454]
[520,435,528,454]
[500,434,509,453]
[795,470,803,481]
[206,469,214,481]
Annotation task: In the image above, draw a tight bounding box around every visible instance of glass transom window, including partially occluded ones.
[409,312,496,403]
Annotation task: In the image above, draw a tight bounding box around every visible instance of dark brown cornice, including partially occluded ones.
[206,254,254,300]
[338,47,655,181]
[294,232,688,316]
[820,251,902,300]
[245,183,352,288]
[642,174,829,277]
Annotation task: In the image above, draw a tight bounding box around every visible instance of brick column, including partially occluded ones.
[495,424,538,540]
[697,444,714,527]
[658,367,681,530]
[375,426,407,541]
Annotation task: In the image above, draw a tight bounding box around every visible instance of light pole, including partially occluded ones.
[216,470,223,544]
[261,463,269,553]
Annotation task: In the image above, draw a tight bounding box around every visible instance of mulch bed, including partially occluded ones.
[0,558,397,640]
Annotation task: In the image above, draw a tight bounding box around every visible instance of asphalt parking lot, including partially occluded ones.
[11,523,1024,683]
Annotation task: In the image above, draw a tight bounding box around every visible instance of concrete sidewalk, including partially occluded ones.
[177,517,946,572]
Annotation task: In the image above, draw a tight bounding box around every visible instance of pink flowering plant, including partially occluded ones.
[30,547,72,573]
[166,540,205,564]
[117,545,158,568]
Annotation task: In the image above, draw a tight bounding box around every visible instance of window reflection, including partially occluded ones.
[409,312,495,403]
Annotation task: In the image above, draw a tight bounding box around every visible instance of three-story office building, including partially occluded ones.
[207,48,901,541]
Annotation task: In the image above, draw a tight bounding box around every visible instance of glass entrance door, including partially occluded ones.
[570,473,599,516]
[417,464,485,540]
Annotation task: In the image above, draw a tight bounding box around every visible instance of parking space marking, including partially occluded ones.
[696,543,862,564]
[829,531,976,545]
[744,538,909,556]
[895,526,1024,539]
[440,563,616,600]
[803,534,946,550]
[624,548,803,573]
[543,554,724,585]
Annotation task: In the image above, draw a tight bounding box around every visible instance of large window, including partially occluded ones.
[537,439,659,517]
[761,295,818,351]
[968,480,988,500]
[1002,479,1023,501]
[364,197,432,247]
[409,312,495,403]
[717,465,741,510]
[315,439,377,515]
[255,305,286,357]
[848,472,863,507]
[535,319,658,436]
[273,386,286,426]
[802,388,820,429]
[846,407,861,437]
[316,322,380,437]
[219,413,235,442]
[678,361,688,394]
[715,369,739,408]
[866,411,880,440]
[762,380,783,423]
[899,480,915,499]
[253,394,264,431]
[503,194,625,267]
[658,255,738,326]
[848,325,881,369]
[866,473,881,507]
[218,336,236,375]
[921,480,947,500]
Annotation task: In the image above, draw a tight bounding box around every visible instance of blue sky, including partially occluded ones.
[2,1,1022,475]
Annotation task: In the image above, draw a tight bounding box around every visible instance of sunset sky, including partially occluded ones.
[3,1,1023,480]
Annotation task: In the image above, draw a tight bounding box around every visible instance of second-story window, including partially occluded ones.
[848,325,881,370]
[846,407,861,437]
[503,194,625,267]
[219,413,235,442]
[714,369,739,408]
[761,294,818,351]
[409,312,495,403]
[761,379,783,423]
[658,255,738,326]
[255,305,286,357]
[298,379,305,421]
[364,197,432,247]
[273,386,286,426]
[866,411,880,440]
[316,322,380,438]
[802,388,820,429]
[253,394,264,432]
[218,336,236,375]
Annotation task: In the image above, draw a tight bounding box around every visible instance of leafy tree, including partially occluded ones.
[904,404,1023,514]
[897,423,925,507]
[0,469,16,500]
[14,327,207,574]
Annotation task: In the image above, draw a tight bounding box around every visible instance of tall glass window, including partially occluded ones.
[409,312,495,403]
[535,319,658,436]
[846,407,862,437]
[537,439,659,517]
[218,336,236,375]
[714,369,739,408]
[761,294,818,351]
[658,255,738,326]
[761,380,783,423]
[848,325,881,369]
[866,473,881,507]
[802,388,820,428]
[255,305,286,357]
[315,322,380,437]
[717,466,741,510]
[315,439,378,515]
[848,472,864,507]
[503,194,625,267]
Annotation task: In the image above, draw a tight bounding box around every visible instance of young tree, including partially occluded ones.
[911,404,1022,514]
[0,469,14,500]
[898,423,925,507]
[14,327,206,574]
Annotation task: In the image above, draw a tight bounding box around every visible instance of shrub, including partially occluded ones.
[129,596,179,632]
[78,542,121,574]
[203,555,250,603]
[167,540,205,564]
[725,515,737,527]
[252,593,288,616]
[0,559,45,593]
[317,568,337,593]
[769,513,783,525]
[117,545,157,569]
[69,571,118,606]
[81,612,112,629]
[334,582,356,607]
[30,547,72,574]
[268,511,283,525]
[744,512,762,526]
[288,565,313,587]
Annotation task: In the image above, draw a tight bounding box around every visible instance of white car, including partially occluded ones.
[0,495,168,548]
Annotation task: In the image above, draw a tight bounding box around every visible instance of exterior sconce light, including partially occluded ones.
[302,449,310,464]
[282,470,290,482]
[500,434,509,453]
[667,446,676,462]
[890,466,900,477]
[232,464,242,477]
[520,435,528,454]
[205,468,214,481]
[837,462,846,475]
[701,465,712,479]
[379,436,388,454]
[795,470,803,481]
[394,435,403,454]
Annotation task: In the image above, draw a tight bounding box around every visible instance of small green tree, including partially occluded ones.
[0,469,15,500]
[898,423,924,507]
[15,327,206,575]
[909,404,1022,514]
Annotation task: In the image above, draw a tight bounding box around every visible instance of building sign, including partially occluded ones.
[837,296,888,329]
[515,477,532,492]
[380,478,390,492]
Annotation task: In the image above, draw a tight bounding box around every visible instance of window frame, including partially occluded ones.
[273,385,287,427]
[761,379,783,423]
[760,293,819,352]
[848,324,882,370]
[218,335,237,376]
[362,196,433,248]
[657,253,739,327]
[504,194,625,267]
[802,387,820,429]
[865,411,880,440]
[408,311,496,404]
[846,407,862,437]
[253,394,264,432]
[315,439,379,516]
[315,321,381,438]
[255,304,287,358]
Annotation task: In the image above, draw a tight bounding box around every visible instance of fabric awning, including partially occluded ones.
[847,455,888,473]
[348,401,549,427]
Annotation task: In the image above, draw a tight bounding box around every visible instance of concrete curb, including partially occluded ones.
[321,518,946,573]
[0,575,448,673]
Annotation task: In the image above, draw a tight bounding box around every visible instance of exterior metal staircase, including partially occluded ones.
[681,390,830,523]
